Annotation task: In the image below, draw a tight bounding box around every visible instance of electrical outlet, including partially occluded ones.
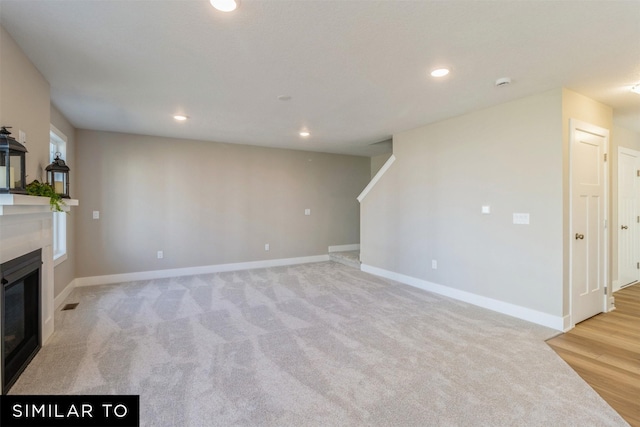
[304,209,311,216]
[264,243,270,251]
[157,251,163,259]
[482,205,491,214]
[431,260,438,269]
[18,130,26,144]
[92,211,100,219]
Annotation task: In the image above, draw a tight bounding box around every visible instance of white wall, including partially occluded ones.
[613,126,640,152]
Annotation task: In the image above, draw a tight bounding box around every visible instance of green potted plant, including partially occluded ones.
[25,180,66,212]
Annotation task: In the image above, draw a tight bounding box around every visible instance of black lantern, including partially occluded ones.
[0,126,28,194]
[46,152,70,199]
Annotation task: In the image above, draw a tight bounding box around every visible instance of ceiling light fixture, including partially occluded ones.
[631,84,640,95]
[299,131,310,137]
[430,68,450,78]
[210,0,239,12]
[174,115,188,121]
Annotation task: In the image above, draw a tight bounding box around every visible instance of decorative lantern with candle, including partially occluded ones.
[0,126,28,194]
[45,152,70,199]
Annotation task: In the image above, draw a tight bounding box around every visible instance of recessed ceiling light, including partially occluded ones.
[299,131,310,137]
[631,84,640,95]
[210,0,239,12]
[174,115,188,121]
[430,68,450,78]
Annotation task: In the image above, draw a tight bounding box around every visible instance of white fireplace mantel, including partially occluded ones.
[0,193,79,376]
[0,194,79,216]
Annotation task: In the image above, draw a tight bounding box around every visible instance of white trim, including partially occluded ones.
[0,194,78,216]
[53,252,67,267]
[54,278,78,309]
[49,124,68,143]
[75,254,330,287]
[52,211,67,262]
[361,264,565,331]
[357,154,396,202]
[328,244,360,253]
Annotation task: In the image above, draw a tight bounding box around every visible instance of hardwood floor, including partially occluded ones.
[547,283,640,427]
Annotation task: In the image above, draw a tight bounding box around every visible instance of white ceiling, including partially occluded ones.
[1,0,639,157]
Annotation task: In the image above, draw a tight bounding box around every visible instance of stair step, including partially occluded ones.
[329,250,361,269]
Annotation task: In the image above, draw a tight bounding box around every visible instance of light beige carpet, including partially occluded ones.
[10,261,628,426]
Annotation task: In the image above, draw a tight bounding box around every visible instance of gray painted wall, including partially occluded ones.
[370,153,392,178]
[361,90,565,316]
[74,130,370,278]
[0,26,77,297]
[0,26,50,183]
[361,88,615,320]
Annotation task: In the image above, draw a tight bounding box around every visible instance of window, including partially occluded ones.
[50,125,67,265]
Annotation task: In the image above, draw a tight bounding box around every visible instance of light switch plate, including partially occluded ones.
[482,205,491,214]
[92,211,100,219]
[304,209,311,216]
[513,213,530,225]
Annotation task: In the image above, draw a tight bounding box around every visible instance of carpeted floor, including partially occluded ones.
[10,261,628,426]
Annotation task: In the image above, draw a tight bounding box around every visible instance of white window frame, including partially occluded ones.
[50,124,67,266]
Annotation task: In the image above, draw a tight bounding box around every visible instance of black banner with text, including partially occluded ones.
[0,395,139,427]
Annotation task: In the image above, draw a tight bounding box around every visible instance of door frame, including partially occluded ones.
[568,119,609,328]
[616,146,640,291]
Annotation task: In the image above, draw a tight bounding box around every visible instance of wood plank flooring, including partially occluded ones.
[547,283,640,427]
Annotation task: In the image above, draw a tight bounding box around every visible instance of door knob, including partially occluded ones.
[621,225,628,230]
[575,233,584,240]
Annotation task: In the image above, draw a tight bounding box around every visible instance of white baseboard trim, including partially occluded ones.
[54,278,78,309]
[328,244,360,253]
[361,264,565,331]
[75,255,330,288]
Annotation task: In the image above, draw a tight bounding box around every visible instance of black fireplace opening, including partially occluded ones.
[1,249,41,394]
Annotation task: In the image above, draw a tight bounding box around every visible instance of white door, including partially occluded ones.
[570,119,608,325]
[617,147,640,290]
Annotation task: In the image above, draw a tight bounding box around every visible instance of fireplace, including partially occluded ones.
[1,249,41,394]
[0,194,78,395]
